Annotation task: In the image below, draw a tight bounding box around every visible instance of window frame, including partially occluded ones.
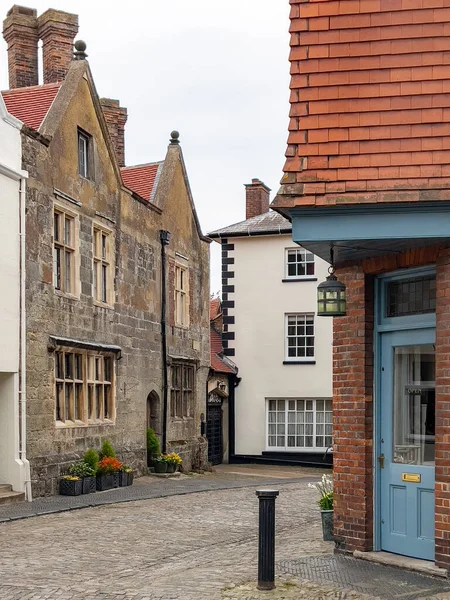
[175,263,189,328]
[53,206,78,297]
[285,247,316,280]
[92,224,114,306]
[170,362,195,418]
[78,129,90,179]
[266,398,332,452]
[285,313,315,362]
[55,348,115,427]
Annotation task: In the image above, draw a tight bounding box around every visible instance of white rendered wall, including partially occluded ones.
[230,234,333,456]
[0,100,26,491]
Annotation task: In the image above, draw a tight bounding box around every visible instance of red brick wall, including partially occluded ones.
[278,0,450,208]
[245,179,270,219]
[435,248,450,569]
[37,9,78,84]
[333,265,374,552]
[3,6,39,89]
[100,98,128,167]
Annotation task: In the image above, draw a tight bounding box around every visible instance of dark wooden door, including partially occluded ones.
[207,404,223,465]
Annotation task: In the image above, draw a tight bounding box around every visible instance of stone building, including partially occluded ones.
[2,5,210,497]
[273,0,450,570]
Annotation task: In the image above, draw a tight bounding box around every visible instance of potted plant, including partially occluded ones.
[165,452,182,473]
[59,475,82,496]
[147,428,160,468]
[308,474,334,541]
[154,454,168,474]
[68,461,96,494]
[119,465,134,486]
[99,439,116,459]
[96,456,123,490]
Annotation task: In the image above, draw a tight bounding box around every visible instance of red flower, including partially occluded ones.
[97,457,123,473]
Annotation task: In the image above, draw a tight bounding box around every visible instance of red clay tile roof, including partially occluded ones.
[210,297,221,321]
[2,82,61,131]
[210,326,236,374]
[121,162,163,201]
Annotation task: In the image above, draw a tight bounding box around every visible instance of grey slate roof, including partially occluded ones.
[208,210,292,239]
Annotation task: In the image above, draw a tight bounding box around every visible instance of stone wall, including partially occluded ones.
[22,77,210,496]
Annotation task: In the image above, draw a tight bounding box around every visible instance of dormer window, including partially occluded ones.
[78,129,90,178]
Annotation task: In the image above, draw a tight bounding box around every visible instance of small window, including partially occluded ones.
[285,314,315,361]
[54,209,76,294]
[267,398,332,450]
[175,265,189,327]
[286,248,315,279]
[55,349,115,425]
[78,130,90,178]
[386,275,436,318]
[93,226,113,304]
[171,363,195,417]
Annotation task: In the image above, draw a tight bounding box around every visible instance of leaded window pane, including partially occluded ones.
[386,275,436,318]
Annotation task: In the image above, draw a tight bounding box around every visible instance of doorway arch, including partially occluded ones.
[147,391,161,435]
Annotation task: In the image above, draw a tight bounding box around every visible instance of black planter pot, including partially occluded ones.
[82,476,96,494]
[96,473,114,491]
[112,472,120,488]
[154,462,168,474]
[60,478,82,496]
[119,472,128,487]
[128,472,134,486]
[166,463,175,474]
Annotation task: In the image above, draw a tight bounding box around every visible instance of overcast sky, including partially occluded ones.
[0,0,291,293]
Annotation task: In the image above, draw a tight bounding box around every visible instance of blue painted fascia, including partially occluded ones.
[290,202,450,244]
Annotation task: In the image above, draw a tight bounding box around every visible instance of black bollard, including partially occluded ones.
[256,489,279,591]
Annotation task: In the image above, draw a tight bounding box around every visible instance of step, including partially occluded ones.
[0,490,25,505]
[0,484,12,493]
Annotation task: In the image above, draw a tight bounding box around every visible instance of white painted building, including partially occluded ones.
[0,95,30,499]
[208,179,333,465]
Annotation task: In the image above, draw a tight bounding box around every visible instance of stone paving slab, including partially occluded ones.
[0,470,319,522]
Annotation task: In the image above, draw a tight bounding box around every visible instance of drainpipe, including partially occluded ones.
[19,176,32,501]
[160,230,171,454]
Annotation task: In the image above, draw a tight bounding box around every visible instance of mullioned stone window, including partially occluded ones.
[55,349,114,426]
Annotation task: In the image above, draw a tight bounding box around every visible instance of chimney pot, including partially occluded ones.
[245,178,271,220]
[3,5,39,89]
[100,98,128,167]
[37,8,78,84]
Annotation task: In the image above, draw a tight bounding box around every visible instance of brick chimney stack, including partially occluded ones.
[245,178,271,220]
[37,8,78,84]
[3,5,39,89]
[100,98,128,167]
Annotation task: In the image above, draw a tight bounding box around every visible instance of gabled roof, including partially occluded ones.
[210,326,237,375]
[208,210,291,239]
[2,82,62,131]
[121,161,164,203]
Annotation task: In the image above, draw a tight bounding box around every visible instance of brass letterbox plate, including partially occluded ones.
[402,473,421,483]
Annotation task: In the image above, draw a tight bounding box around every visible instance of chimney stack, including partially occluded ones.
[37,8,78,84]
[245,178,271,220]
[100,98,128,167]
[3,5,39,89]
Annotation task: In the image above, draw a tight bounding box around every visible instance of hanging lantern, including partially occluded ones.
[317,247,346,317]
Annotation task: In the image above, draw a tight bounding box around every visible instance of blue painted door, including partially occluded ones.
[380,328,435,560]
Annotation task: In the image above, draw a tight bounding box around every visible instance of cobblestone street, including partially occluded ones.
[0,467,449,600]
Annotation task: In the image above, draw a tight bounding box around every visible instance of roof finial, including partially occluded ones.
[74,40,88,60]
[170,130,180,145]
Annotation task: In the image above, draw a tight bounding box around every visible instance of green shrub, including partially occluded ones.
[83,448,99,474]
[68,461,95,478]
[146,428,160,456]
[100,440,116,459]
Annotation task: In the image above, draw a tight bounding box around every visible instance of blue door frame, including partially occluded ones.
[374,267,436,559]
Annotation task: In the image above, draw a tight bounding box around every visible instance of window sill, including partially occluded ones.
[93,300,115,310]
[170,416,194,421]
[265,448,332,453]
[283,360,316,365]
[282,278,318,283]
[55,289,80,301]
[55,419,115,428]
